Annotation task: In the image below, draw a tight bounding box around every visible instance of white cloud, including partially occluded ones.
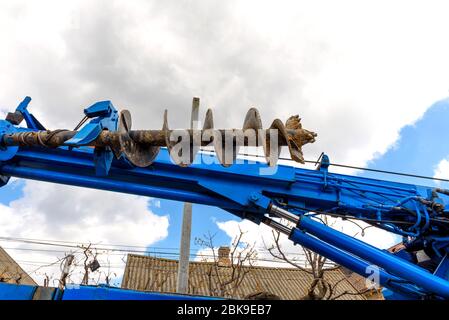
[193,221,303,269]
[214,217,399,268]
[434,157,449,184]
[0,180,169,285]
[215,219,308,268]
[0,0,447,169]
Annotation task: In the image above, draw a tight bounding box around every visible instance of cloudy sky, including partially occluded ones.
[1,0,449,286]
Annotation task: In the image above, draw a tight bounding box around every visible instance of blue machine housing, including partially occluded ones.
[1,97,449,300]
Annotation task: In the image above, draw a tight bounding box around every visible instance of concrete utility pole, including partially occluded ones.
[176,97,199,294]
[176,202,192,293]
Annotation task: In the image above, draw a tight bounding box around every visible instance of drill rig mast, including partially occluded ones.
[1,96,449,300]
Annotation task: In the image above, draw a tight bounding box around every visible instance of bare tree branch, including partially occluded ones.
[263,217,367,300]
[195,229,256,298]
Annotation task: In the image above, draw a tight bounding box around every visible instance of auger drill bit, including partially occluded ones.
[1,103,317,167]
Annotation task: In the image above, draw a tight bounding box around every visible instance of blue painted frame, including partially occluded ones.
[1,98,449,299]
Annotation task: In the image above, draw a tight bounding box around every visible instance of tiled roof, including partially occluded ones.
[0,247,37,285]
[121,254,366,300]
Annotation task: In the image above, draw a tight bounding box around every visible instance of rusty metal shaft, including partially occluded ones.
[1,129,305,148]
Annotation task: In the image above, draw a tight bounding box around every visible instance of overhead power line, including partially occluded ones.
[0,244,307,262]
[199,149,449,183]
[0,236,315,266]
[0,235,308,256]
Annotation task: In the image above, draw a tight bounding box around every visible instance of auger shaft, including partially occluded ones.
[1,128,305,148]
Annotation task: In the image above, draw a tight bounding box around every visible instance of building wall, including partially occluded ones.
[0,247,37,285]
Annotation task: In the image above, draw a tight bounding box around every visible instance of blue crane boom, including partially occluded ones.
[1,97,449,300]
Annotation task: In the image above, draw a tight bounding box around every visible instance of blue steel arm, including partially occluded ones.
[1,98,449,299]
